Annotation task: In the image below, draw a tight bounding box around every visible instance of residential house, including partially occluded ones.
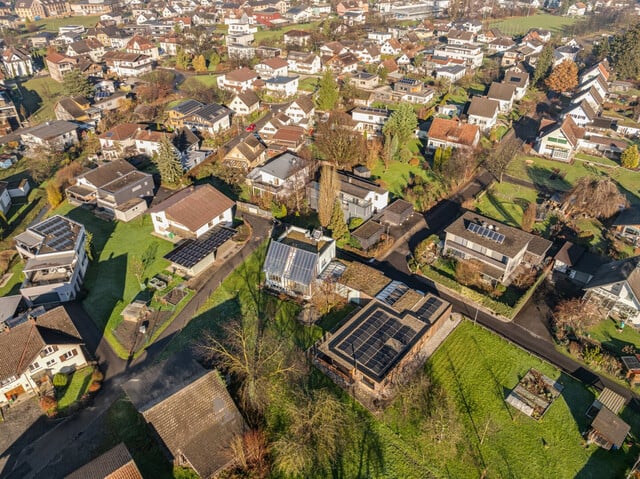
[467,97,499,131]
[320,41,347,57]
[222,132,268,170]
[98,123,142,160]
[443,211,552,284]
[351,106,389,136]
[567,2,587,15]
[228,90,261,116]
[166,99,204,129]
[54,97,101,125]
[563,100,596,127]
[287,51,321,74]
[446,29,475,45]
[182,103,233,135]
[0,306,87,406]
[580,59,610,84]
[103,51,153,77]
[159,35,180,56]
[264,75,299,98]
[284,29,312,48]
[487,38,516,54]
[254,57,289,79]
[368,31,392,45]
[380,38,402,56]
[258,111,291,139]
[325,52,359,75]
[502,69,529,101]
[572,86,604,113]
[308,171,389,221]
[284,95,314,125]
[1,47,33,78]
[122,354,244,479]
[65,160,153,221]
[0,89,20,134]
[613,206,640,246]
[65,39,105,63]
[217,67,259,92]
[270,125,306,151]
[350,71,379,90]
[227,44,256,61]
[45,51,77,82]
[426,118,480,151]
[150,184,235,240]
[14,0,70,20]
[577,74,609,102]
[285,6,311,22]
[487,82,517,113]
[433,44,483,68]
[246,151,309,199]
[435,65,467,83]
[15,215,88,305]
[263,225,336,298]
[66,443,143,479]
[126,35,160,60]
[584,256,640,325]
[534,116,584,162]
[20,120,79,150]
[133,129,173,157]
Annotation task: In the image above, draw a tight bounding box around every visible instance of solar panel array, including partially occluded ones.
[33,216,77,252]
[414,296,444,323]
[164,226,236,268]
[467,222,505,244]
[623,355,640,370]
[263,240,317,287]
[378,281,410,306]
[335,308,419,380]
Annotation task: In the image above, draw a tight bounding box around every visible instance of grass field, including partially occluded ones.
[14,76,64,122]
[491,13,578,36]
[254,21,320,43]
[53,202,174,358]
[474,181,539,228]
[379,320,640,478]
[185,74,220,87]
[57,366,94,411]
[298,76,318,92]
[589,318,640,356]
[31,15,101,32]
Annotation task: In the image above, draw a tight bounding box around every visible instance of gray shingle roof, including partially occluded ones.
[248,151,304,181]
[585,256,640,300]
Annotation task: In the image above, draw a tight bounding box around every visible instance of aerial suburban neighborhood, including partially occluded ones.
[2,0,640,477]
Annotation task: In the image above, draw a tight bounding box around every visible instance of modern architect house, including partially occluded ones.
[443,211,552,284]
[313,292,451,404]
[263,225,336,298]
[65,160,154,221]
[246,151,310,200]
[150,184,235,240]
[307,172,389,221]
[15,216,88,306]
[0,306,87,406]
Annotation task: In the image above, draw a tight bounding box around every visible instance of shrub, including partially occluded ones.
[88,381,101,393]
[91,370,104,382]
[408,157,420,166]
[348,217,364,230]
[53,373,68,388]
[39,395,58,415]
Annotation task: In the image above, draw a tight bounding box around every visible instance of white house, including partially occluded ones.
[103,51,153,77]
[287,51,321,74]
[246,151,310,199]
[133,129,174,157]
[264,76,299,98]
[254,57,289,79]
[534,116,584,162]
[351,106,390,136]
[150,184,235,240]
[487,82,517,113]
[14,215,88,306]
[1,47,33,79]
[433,44,483,68]
[0,306,88,406]
[467,97,499,131]
[284,96,315,125]
[217,67,258,92]
[228,90,261,116]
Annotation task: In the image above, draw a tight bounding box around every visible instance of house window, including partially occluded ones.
[45,358,56,367]
[59,349,78,362]
[29,362,40,372]
[0,376,16,386]
[42,345,55,357]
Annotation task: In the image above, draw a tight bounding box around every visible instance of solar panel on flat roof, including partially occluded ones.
[164,226,236,268]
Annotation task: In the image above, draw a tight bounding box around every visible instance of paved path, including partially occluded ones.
[1,215,272,479]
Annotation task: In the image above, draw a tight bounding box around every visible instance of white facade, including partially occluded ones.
[265,76,299,98]
[151,207,233,239]
[433,44,483,68]
[351,107,389,135]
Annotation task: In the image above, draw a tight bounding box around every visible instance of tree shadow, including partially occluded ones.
[524,165,572,193]
[513,115,539,142]
[485,189,518,226]
[0,411,54,479]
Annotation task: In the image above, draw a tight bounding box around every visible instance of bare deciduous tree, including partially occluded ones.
[314,112,364,169]
[318,165,339,227]
[567,177,628,219]
[552,298,602,340]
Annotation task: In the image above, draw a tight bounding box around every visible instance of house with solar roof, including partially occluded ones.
[313,288,451,405]
[14,215,88,306]
[263,225,336,298]
[443,211,551,285]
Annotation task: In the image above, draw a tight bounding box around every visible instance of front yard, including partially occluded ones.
[56,366,96,412]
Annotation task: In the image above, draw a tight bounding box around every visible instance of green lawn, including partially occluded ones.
[31,15,101,32]
[0,259,24,296]
[14,76,65,122]
[379,320,640,478]
[186,74,219,87]
[298,77,318,92]
[589,318,640,356]
[57,366,94,411]
[508,155,640,205]
[254,21,320,43]
[491,13,577,35]
[474,181,539,228]
[53,202,174,358]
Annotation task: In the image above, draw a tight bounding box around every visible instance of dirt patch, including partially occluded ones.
[112,310,171,356]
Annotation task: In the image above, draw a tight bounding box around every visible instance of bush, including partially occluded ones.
[53,373,68,388]
[39,395,58,415]
[88,381,101,393]
[91,370,104,382]
[408,157,421,166]
[348,217,364,230]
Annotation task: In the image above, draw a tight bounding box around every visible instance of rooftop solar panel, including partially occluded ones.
[466,222,505,244]
[164,226,236,268]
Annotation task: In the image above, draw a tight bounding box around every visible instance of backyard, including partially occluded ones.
[13,76,64,122]
[490,13,577,35]
[56,366,95,412]
[474,180,539,228]
[254,21,320,43]
[589,318,640,357]
[53,202,175,358]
